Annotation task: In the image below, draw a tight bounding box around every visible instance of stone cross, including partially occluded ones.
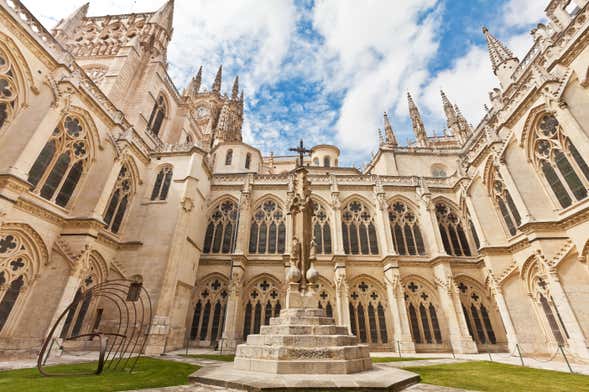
[289,139,312,168]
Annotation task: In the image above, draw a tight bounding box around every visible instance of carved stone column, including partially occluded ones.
[416,180,446,256]
[233,178,252,255]
[220,258,246,352]
[433,263,477,353]
[334,261,350,329]
[546,267,589,358]
[495,160,533,224]
[383,263,415,353]
[374,176,395,256]
[329,175,345,255]
[486,268,519,353]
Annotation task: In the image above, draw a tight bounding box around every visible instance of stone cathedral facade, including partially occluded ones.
[0,0,588,361]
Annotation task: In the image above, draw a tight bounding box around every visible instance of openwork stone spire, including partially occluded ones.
[440,90,470,141]
[482,27,516,73]
[212,65,223,93]
[232,76,239,100]
[149,0,175,34]
[407,93,428,147]
[186,66,202,96]
[383,112,397,147]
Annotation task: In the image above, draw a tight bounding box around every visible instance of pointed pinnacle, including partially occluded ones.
[212,65,222,93]
[232,76,239,99]
[482,26,517,72]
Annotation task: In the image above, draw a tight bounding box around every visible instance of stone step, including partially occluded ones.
[279,308,325,318]
[246,334,358,347]
[259,324,349,336]
[269,315,335,326]
[235,344,370,361]
[233,356,373,374]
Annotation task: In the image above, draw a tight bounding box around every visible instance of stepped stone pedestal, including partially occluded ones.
[234,307,372,374]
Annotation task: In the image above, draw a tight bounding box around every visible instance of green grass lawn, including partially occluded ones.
[403,361,589,392]
[0,357,199,392]
[182,353,236,362]
[371,357,437,363]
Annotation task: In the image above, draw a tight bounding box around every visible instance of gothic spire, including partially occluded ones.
[383,112,397,147]
[186,66,202,96]
[53,2,89,39]
[407,93,428,147]
[440,90,457,130]
[377,128,384,146]
[149,0,175,34]
[232,76,239,100]
[212,65,222,93]
[482,26,517,74]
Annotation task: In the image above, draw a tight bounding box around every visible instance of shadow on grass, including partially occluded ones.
[403,361,589,392]
[0,357,199,392]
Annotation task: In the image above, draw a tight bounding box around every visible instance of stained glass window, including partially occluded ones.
[312,202,332,254]
[104,164,134,234]
[249,200,285,254]
[388,201,426,255]
[150,167,173,201]
[147,95,166,136]
[342,201,379,255]
[203,200,238,254]
[435,202,474,256]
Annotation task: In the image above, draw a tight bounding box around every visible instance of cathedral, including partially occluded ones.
[0,0,588,362]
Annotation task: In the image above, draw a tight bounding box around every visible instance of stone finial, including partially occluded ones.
[407,93,428,147]
[232,76,239,100]
[383,112,398,146]
[482,26,518,73]
[212,65,222,93]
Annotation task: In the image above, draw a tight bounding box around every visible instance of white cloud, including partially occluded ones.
[311,0,441,153]
[502,0,547,29]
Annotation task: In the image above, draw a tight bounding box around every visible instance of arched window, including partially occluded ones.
[189,277,228,345]
[388,201,425,255]
[312,201,332,254]
[431,164,447,178]
[527,266,569,345]
[490,170,521,236]
[533,114,589,208]
[341,200,379,255]
[27,115,90,208]
[435,202,473,256]
[0,233,34,333]
[249,200,286,254]
[0,46,19,131]
[103,164,134,234]
[225,149,233,166]
[150,166,173,201]
[242,278,282,340]
[316,280,335,318]
[324,156,331,167]
[456,281,499,346]
[313,158,319,166]
[203,200,238,254]
[348,279,389,346]
[245,153,251,169]
[403,280,443,346]
[147,95,166,136]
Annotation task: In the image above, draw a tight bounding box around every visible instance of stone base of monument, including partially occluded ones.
[190,307,420,390]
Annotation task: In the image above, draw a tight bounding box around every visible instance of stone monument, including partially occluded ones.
[192,141,419,389]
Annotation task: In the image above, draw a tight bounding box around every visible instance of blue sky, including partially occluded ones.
[25,0,546,166]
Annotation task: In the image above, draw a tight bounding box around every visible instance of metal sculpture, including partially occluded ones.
[37,279,152,376]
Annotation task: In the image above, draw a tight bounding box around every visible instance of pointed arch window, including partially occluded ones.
[203,200,238,254]
[317,281,335,318]
[28,115,90,208]
[348,280,389,346]
[529,272,569,345]
[150,166,173,201]
[341,201,379,255]
[0,232,33,333]
[491,171,521,236]
[435,202,473,256]
[249,200,286,254]
[404,281,444,346]
[103,164,134,234]
[388,201,425,255]
[225,149,233,166]
[189,278,228,345]
[533,114,589,208]
[242,279,282,340]
[312,202,332,254]
[245,153,251,169]
[59,270,98,339]
[0,47,19,131]
[147,95,166,136]
[456,281,498,346]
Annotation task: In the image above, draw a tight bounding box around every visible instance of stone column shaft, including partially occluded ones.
[383,264,415,353]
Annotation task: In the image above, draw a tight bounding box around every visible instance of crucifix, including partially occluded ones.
[289,139,312,168]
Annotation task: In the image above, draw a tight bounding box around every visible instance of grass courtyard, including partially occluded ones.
[0,356,588,391]
[0,357,199,392]
[404,361,589,392]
